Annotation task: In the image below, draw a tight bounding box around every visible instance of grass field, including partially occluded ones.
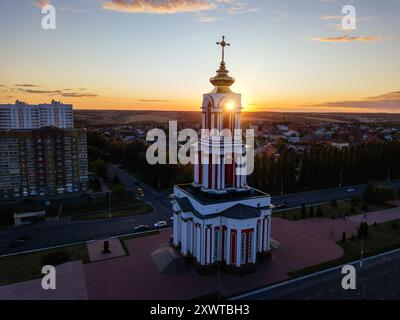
[289,219,400,278]
[273,199,394,221]
[0,244,89,286]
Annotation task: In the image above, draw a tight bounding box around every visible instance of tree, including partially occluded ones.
[330,199,338,208]
[301,204,306,219]
[341,231,346,242]
[90,159,107,179]
[113,185,126,198]
[309,206,315,217]
[112,175,120,185]
[317,206,324,217]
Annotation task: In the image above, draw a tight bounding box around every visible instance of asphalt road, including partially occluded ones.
[271,180,400,210]
[235,249,400,300]
[0,166,399,256]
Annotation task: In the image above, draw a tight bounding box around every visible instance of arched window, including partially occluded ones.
[240,232,246,265]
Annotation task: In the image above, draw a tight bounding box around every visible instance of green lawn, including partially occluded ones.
[289,219,400,278]
[0,244,89,286]
[273,199,394,221]
[72,203,152,221]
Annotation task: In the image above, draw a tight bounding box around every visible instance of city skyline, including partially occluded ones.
[0,0,399,112]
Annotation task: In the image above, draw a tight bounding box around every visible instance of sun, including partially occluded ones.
[225,101,235,111]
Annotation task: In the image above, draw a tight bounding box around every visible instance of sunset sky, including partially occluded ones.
[0,0,399,112]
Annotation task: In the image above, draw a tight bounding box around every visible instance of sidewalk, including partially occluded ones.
[348,204,400,225]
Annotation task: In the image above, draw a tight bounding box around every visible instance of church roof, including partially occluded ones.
[221,204,261,219]
[175,196,264,220]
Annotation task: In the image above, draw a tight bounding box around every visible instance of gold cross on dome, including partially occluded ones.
[217,36,230,63]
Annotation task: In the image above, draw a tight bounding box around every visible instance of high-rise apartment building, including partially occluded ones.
[0,126,88,200]
[0,100,74,130]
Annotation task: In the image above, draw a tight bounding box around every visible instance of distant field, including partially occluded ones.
[74,110,400,127]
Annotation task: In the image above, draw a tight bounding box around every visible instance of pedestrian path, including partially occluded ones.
[348,203,400,225]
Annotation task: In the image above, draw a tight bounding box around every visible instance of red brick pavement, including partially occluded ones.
[84,217,359,300]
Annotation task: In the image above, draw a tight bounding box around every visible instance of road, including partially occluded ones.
[271,180,400,210]
[233,249,400,300]
[0,165,399,256]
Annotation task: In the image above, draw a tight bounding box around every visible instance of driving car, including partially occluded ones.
[134,225,149,232]
[154,221,168,229]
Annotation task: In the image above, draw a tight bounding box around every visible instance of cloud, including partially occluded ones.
[103,0,216,14]
[62,92,98,97]
[195,14,219,22]
[14,83,42,87]
[310,35,384,42]
[35,0,51,8]
[13,87,98,98]
[137,99,172,103]
[307,90,400,111]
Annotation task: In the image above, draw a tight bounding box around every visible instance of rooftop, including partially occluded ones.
[175,183,269,205]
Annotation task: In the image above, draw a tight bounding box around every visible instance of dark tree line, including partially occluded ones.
[87,132,192,190]
[252,142,400,194]
[88,131,400,194]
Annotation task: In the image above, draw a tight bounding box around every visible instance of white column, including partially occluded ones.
[221,158,225,189]
[194,152,199,184]
[173,212,179,246]
[263,217,268,252]
[267,216,272,251]
[197,225,202,263]
[212,162,216,189]
[181,220,188,254]
[252,229,257,263]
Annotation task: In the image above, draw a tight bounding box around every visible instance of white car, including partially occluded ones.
[154,221,168,229]
[346,188,356,193]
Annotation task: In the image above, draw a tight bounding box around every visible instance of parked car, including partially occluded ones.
[134,225,149,232]
[346,188,356,193]
[154,221,168,229]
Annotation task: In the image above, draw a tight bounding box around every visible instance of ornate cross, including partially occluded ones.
[217,36,230,63]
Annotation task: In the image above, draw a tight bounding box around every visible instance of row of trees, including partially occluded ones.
[253,142,400,194]
[88,131,400,193]
[88,132,192,190]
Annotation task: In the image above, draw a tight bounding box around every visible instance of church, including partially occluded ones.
[171,37,272,275]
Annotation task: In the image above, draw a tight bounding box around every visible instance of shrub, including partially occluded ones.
[350,197,361,206]
[309,206,315,217]
[42,251,70,266]
[113,185,126,198]
[301,204,306,219]
[316,206,323,217]
[330,200,338,208]
[392,222,399,229]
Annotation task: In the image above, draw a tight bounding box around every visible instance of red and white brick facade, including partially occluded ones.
[171,41,272,274]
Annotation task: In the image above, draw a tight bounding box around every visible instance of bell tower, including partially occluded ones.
[193,36,247,193]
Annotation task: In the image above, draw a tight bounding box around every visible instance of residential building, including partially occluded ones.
[0,100,74,129]
[0,126,88,200]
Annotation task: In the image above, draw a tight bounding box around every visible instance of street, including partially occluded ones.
[0,164,399,256]
[233,249,400,300]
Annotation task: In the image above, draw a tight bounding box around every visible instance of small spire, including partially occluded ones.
[216,35,230,65]
[210,36,235,93]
